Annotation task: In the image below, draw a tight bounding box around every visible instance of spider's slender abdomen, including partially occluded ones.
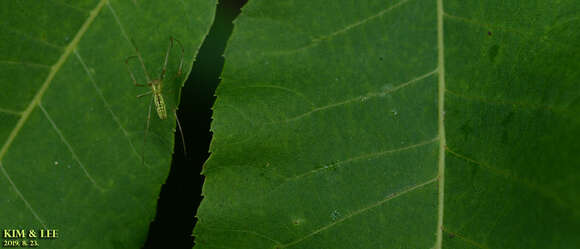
[154,92,167,120]
[151,80,167,120]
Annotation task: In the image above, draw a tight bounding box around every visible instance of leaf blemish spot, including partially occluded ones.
[391,109,399,119]
[292,218,305,225]
[330,210,341,221]
[323,160,340,169]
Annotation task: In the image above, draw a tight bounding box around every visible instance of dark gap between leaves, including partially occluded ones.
[142,0,247,248]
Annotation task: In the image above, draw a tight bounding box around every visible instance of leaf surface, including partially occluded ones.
[195,0,580,248]
[0,0,216,248]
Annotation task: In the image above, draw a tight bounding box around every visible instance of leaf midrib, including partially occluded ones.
[435,0,446,248]
[0,0,108,162]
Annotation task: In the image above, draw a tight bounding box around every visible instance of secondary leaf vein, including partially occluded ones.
[202,227,282,245]
[223,83,316,108]
[269,0,413,55]
[0,161,47,228]
[74,50,149,168]
[287,137,439,180]
[443,12,528,35]
[0,60,52,68]
[443,12,573,50]
[446,147,576,213]
[442,229,491,249]
[107,2,151,82]
[445,89,580,124]
[0,24,65,49]
[39,103,104,191]
[280,177,438,248]
[48,0,90,14]
[270,69,438,124]
[0,108,23,116]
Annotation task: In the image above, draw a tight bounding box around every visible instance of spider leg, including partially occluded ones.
[172,37,185,77]
[160,37,172,80]
[173,109,187,156]
[129,38,152,82]
[141,96,154,166]
[137,91,153,98]
[125,56,148,87]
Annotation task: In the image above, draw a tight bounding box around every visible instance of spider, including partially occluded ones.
[125,37,186,164]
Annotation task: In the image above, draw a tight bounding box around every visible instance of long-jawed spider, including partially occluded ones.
[125,37,186,165]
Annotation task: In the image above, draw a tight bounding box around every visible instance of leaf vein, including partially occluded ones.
[287,137,439,181]
[106,2,151,82]
[0,24,65,49]
[269,68,438,124]
[443,12,529,35]
[435,0,447,247]
[314,0,412,43]
[48,0,89,13]
[39,103,104,191]
[202,227,282,245]
[268,0,413,55]
[0,108,23,116]
[445,89,580,123]
[443,12,575,50]
[73,50,150,168]
[446,147,576,213]
[223,82,316,108]
[0,60,52,68]
[0,161,47,228]
[280,177,438,248]
[441,228,491,249]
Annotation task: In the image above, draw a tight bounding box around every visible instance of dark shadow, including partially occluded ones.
[143,0,247,248]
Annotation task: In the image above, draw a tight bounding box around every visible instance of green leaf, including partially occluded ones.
[195,0,580,248]
[0,0,215,248]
